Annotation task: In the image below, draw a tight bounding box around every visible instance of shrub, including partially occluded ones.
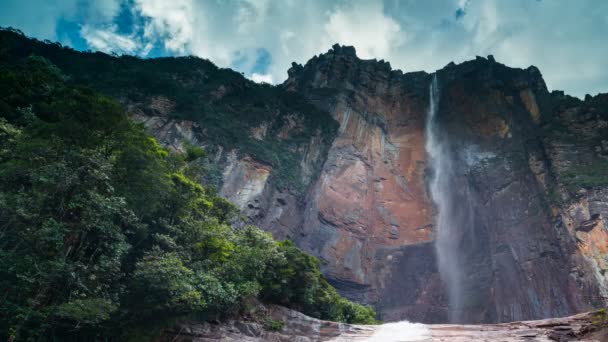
[263,318,285,331]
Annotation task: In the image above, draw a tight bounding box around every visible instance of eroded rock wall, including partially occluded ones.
[284,45,446,322]
[280,48,608,323]
[129,96,322,242]
[127,46,608,324]
[427,58,596,323]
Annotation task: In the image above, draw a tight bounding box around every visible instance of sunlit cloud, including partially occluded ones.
[250,73,273,84]
[80,24,138,54]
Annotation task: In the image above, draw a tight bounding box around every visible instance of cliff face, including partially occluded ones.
[279,48,608,323]
[101,47,608,324]
[283,46,444,322]
[4,30,607,324]
[131,48,442,323]
[426,59,608,323]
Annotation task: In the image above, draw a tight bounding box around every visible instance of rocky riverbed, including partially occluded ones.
[161,306,608,341]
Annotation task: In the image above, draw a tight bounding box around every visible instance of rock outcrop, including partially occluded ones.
[161,305,608,341]
[160,305,375,342]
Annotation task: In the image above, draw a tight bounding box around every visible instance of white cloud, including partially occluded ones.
[250,73,274,84]
[280,31,295,55]
[122,1,405,82]
[125,1,329,80]
[235,0,271,35]
[141,42,154,56]
[323,2,405,60]
[80,25,139,54]
[135,0,195,54]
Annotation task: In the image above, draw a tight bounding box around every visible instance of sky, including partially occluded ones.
[1,0,607,98]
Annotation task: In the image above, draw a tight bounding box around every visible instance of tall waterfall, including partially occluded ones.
[424,74,465,322]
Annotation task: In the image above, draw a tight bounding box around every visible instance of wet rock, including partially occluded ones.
[162,307,606,342]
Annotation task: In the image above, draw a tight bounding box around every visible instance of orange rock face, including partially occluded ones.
[284,46,443,319]
[309,86,433,277]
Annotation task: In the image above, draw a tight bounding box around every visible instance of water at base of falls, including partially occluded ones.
[330,314,595,341]
[366,321,431,341]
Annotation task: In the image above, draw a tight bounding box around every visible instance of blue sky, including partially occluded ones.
[1,0,607,98]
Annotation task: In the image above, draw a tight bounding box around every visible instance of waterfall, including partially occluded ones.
[424,74,465,322]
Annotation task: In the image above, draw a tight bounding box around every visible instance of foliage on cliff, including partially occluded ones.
[0,28,339,192]
[543,91,608,193]
[0,52,375,341]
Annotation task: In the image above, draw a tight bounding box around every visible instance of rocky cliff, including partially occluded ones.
[282,48,608,323]
[3,30,607,324]
[425,58,608,323]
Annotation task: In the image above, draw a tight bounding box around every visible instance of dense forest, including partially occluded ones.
[0,29,376,341]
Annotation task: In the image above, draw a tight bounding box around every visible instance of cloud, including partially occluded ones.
[80,25,138,54]
[119,1,405,83]
[250,73,274,84]
[323,2,405,59]
[135,0,195,54]
[455,0,471,20]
